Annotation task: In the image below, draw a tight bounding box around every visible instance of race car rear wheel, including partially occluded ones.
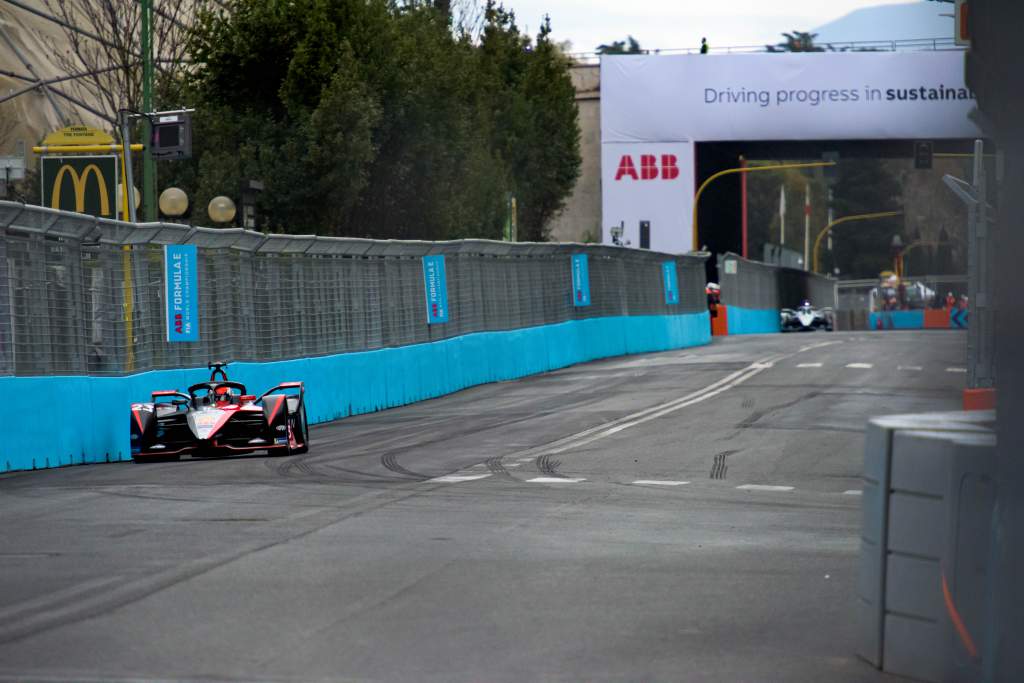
[132,453,181,463]
[288,405,309,455]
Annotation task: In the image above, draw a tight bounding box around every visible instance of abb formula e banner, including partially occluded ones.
[602,142,693,253]
[600,51,981,253]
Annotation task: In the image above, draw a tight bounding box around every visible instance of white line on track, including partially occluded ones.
[843,490,863,496]
[846,363,873,369]
[946,367,967,373]
[797,362,823,368]
[898,365,923,372]
[528,477,586,484]
[632,480,690,486]
[736,484,794,492]
[542,357,781,454]
[429,474,492,483]
[495,341,842,470]
[800,340,843,353]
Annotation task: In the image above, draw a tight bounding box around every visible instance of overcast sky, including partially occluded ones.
[501,0,925,54]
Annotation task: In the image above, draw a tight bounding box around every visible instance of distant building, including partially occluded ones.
[546,64,601,243]
[0,1,106,154]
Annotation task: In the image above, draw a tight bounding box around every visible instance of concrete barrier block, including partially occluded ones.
[888,492,944,558]
[884,614,945,682]
[857,414,996,678]
[886,553,942,621]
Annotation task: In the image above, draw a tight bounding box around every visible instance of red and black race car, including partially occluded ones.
[130,362,309,462]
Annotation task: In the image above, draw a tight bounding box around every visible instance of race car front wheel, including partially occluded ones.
[289,405,309,455]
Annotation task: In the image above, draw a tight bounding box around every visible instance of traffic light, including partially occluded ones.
[150,111,192,160]
[913,141,933,170]
[955,0,970,46]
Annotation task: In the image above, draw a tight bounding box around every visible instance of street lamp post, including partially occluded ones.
[691,160,836,252]
[141,0,156,221]
[811,211,904,274]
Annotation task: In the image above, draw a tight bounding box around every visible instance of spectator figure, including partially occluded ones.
[706,282,721,332]
[700,37,709,54]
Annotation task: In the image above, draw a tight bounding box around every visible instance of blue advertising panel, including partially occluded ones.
[662,261,679,305]
[571,254,591,307]
[164,244,199,342]
[422,255,450,324]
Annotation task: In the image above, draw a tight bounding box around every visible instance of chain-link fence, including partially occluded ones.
[716,252,837,311]
[0,201,707,377]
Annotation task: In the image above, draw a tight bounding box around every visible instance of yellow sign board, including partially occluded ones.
[42,125,114,147]
[40,156,117,217]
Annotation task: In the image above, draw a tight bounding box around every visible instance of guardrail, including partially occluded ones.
[567,37,964,65]
[1,201,720,472]
[0,201,708,377]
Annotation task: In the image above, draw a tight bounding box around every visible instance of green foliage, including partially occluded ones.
[161,0,579,240]
[596,36,642,54]
[830,159,904,277]
[745,158,903,278]
[766,31,827,53]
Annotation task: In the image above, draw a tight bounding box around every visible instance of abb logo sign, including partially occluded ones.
[614,154,680,181]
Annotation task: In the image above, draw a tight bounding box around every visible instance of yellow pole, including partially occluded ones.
[692,160,836,252]
[117,139,134,371]
[122,245,134,372]
[811,211,903,274]
[32,144,144,154]
[903,239,955,258]
[934,152,997,159]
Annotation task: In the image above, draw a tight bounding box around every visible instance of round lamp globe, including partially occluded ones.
[207,195,236,224]
[159,187,189,217]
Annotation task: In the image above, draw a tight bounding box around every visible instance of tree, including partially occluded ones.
[597,36,643,54]
[39,0,206,126]
[479,7,581,241]
[829,159,904,277]
[766,31,827,53]
[170,0,579,240]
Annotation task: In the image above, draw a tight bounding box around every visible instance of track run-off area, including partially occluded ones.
[0,331,964,682]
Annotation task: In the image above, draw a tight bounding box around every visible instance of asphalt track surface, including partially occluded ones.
[0,330,965,682]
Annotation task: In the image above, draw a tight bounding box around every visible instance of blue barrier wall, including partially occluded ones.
[724,306,780,335]
[0,312,710,473]
[868,311,925,330]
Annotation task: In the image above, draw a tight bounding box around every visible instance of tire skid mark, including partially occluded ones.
[0,480,464,646]
[738,391,822,429]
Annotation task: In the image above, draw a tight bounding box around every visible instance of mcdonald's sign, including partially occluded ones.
[40,156,118,217]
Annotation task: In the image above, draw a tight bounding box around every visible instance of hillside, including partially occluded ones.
[812,1,955,44]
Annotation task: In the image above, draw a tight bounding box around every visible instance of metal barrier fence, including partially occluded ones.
[836,275,969,312]
[0,201,707,377]
[716,252,837,311]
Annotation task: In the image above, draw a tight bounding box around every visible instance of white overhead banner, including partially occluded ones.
[601,51,981,143]
[600,52,981,253]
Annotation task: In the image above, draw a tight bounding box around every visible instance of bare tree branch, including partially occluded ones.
[34,0,208,126]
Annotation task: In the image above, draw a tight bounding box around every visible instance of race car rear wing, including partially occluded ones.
[151,390,191,402]
[257,381,304,402]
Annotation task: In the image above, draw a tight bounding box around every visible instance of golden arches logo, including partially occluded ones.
[50,163,111,216]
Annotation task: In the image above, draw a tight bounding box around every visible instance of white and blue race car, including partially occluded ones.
[781,301,834,332]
